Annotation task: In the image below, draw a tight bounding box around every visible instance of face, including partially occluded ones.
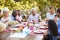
[18,11,21,16]
[57,12,60,18]
[13,11,18,17]
[49,8,55,14]
[3,11,9,17]
[32,9,36,15]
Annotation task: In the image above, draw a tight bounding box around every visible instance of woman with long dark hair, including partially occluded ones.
[48,20,58,40]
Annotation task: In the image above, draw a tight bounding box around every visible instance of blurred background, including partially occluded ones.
[0,0,60,18]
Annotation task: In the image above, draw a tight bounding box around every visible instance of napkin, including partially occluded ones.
[9,33,27,38]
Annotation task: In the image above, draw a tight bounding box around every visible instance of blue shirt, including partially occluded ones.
[57,18,60,35]
[48,30,57,40]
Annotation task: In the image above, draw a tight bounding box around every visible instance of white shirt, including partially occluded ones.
[1,17,9,23]
[46,12,56,19]
[27,14,39,23]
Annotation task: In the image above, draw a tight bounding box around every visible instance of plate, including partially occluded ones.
[34,30,43,34]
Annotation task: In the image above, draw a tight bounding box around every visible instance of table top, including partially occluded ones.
[0,22,48,40]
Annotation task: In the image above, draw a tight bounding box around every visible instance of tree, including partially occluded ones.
[0,0,60,18]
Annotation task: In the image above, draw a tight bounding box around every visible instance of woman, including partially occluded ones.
[48,20,58,40]
[1,7,9,23]
[9,10,18,21]
[44,20,58,40]
[16,10,22,23]
[46,6,56,20]
[56,8,60,36]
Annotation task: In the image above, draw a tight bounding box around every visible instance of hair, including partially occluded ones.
[57,8,60,13]
[49,6,54,9]
[12,10,18,20]
[12,10,17,17]
[17,10,21,16]
[55,15,58,17]
[0,9,1,12]
[48,20,58,36]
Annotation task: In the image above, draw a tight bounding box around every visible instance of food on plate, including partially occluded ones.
[19,26,23,30]
[8,21,19,26]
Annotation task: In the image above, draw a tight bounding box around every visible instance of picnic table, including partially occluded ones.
[0,21,48,40]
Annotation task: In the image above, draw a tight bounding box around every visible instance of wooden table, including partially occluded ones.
[0,22,48,40]
[0,29,47,40]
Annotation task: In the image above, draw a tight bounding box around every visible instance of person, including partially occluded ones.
[16,10,22,23]
[0,9,2,20]
[21,10,27,22]
[1,7,9,23]
[46,6,56,20]
[26,10,30,19]
[56,8,60,36]
[9,10,18,21]
[54,15,58,23]
[48,20,58,40]
[44,20,58,40]
[27,8,40,24]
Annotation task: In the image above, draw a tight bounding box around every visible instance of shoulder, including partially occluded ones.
[9,14,12,17]
[9,14,11,17]
[36,14,39,16]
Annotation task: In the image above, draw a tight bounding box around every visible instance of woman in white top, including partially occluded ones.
[1,7,9,23]
[46,6,56,20]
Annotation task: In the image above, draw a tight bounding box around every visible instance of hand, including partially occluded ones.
[32,20,35,23]
[4,20,9,23]
[43,31,48,37]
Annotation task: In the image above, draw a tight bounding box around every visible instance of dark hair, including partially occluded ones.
[12,10,18,20]
[55,15,58,17]
[12,10,18,17]
[0,9,1,12]
[49,6,54,9]
[48,20,58,36]
[17,10,21,16]
[57,8,60,13]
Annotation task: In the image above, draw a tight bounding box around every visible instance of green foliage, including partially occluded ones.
[0,0,60,18]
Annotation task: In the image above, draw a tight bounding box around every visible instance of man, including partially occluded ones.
[46,6,56,20]
[27,8,41,24]
[57,8,60,36]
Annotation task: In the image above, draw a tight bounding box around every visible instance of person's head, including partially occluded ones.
[17,10,21,16]
[0,9,1,13]
[12,10,18,17]
[57,8,60,18]
[0,9,2,15]
[49,6,55,14]
[3,7,9,17]
[31,8,36,15]
[48,20,58,36]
